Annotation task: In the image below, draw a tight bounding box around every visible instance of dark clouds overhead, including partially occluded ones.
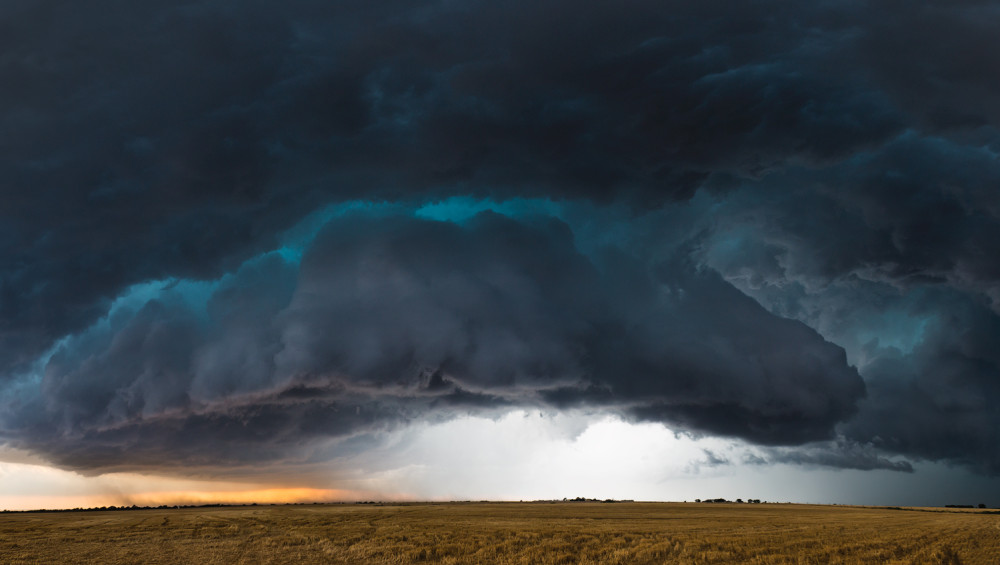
[1,0,1000,476]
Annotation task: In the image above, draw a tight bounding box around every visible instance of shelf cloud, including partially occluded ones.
[2,0,1000,484]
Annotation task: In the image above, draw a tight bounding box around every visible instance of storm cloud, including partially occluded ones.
[2,212,863,470]
[2,0,1000,478]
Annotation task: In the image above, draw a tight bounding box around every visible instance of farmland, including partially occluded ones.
[2,502,998,564]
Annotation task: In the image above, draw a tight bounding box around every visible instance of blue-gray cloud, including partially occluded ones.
[1,0,999,477]
[2,212,863,470]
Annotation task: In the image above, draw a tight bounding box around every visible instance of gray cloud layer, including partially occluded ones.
[4,213,862,471]
[2,0,1000,475]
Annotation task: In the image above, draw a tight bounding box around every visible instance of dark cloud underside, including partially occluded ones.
[1,0,999,476]
[5,213,862,470]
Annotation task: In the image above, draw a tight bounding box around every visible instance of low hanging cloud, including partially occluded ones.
[2,212,864,472]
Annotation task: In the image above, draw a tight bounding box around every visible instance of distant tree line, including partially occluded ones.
[2,504,213,514]
[694,498,764,504]
[560,497,635,503]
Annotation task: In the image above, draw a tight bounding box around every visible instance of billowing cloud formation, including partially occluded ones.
[3,213,862,470]
[2,0,1000,478]
[0,0,903,373]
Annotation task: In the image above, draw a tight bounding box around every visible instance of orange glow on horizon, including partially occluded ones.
[121,487,354,507]
[0,460,399,511]
[1,488,362,512]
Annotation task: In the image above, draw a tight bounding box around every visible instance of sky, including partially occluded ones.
[2,0,1000,510]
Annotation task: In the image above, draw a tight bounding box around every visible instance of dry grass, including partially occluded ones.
[2,502,999,564]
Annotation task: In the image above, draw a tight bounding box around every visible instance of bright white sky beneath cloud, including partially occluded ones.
[3,410,993,511]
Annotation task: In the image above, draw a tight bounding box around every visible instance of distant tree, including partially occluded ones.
[695,499,701,503]
[979,503,987,509]
[736,499,744,503]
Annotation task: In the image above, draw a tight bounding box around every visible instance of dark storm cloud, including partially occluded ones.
[697,438,913,473]
[2,0,1000,475]
[703,135,1000,296]
[761,439,914,473]
[842,292,1000,475]
[593,255,862,445]
[0,0,908,374]
[858,1,1000,133]
[0,213,863,470]
[694,134,1000,473]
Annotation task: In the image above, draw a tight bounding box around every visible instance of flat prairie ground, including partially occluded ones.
[1,502,999,564]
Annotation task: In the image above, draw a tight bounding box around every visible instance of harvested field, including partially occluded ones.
[2,502,998,564]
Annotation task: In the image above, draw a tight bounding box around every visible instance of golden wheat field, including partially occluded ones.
[1,501,998,564]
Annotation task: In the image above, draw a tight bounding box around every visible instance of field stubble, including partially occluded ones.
[1,502,998,564]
